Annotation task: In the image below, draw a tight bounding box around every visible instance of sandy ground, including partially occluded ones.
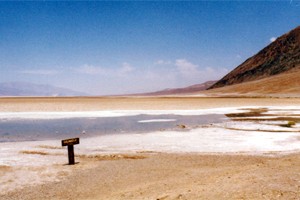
[1,96,300,112]
[1,97,300,199]
[2,153,300,200]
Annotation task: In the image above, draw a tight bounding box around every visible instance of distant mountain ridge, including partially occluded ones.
[209,26,300,90]
[0,82,87,97]
[137,81,217,96]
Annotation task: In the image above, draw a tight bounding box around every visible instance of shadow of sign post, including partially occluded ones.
[62,138,80,165]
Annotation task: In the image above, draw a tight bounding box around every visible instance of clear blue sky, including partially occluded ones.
[1,1,300,95]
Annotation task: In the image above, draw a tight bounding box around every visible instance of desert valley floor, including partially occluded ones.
[1,97,300,199]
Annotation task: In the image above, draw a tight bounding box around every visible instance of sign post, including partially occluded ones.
[62,138,80,165]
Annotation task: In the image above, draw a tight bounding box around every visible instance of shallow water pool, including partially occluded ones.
[0,114,225,142]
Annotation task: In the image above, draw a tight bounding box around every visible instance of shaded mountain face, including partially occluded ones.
[209,26,300,89]
[0,82,87,96]
[138,81,217,96]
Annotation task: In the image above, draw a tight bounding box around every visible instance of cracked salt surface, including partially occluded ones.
[81,127,300,154]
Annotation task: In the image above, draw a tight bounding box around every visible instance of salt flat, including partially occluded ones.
[1,97,300,199]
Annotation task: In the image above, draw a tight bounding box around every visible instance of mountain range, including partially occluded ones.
[0,82,87,97]
[206,25,300,96]
[135,81,216,96]
[140,26,300,97]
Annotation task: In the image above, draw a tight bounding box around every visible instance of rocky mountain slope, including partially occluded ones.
[209,26,300,90]
[204,67,300,97]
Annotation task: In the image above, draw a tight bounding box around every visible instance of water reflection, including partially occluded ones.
[0,114,225,142]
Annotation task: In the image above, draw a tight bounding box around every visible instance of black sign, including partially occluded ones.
[62,138,80,165]
[62,138,80,146]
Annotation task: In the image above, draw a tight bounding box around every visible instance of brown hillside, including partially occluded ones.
[209,26,300,89]
[205,67,300,97]
[134,81,216,96]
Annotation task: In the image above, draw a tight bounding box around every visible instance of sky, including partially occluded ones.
[1,1,300,95]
